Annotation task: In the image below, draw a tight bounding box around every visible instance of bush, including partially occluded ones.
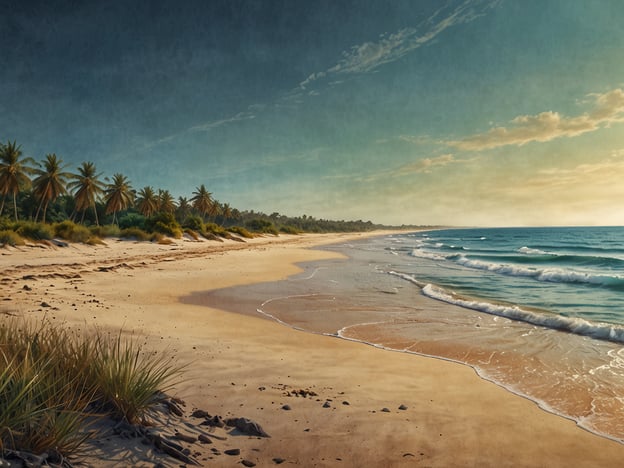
[227,226,255,239]
[0,229,24,246]
[15,221,53,241]
[182,215,204,232]
[280,225,302,235]
[118,213,146,230]
[119,227,152,242]
[90,224,121,238]
[53,220,95,243]
[145,212,182,238]
[246,218,279,235]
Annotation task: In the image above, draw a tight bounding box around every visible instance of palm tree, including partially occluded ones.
[0,141,35,221]
[220,203,233,226]
[104,173,134,225]
[176,196,191,222]
[157,189,176,214]
[32,154,70,223]
[190,184,214,221]
[136,186,158,218]
[68,162,105,225]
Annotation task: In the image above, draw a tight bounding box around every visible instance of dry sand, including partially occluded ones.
[2,232,624,467]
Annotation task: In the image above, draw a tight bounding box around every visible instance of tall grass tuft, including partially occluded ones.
[91,332,184,424]
[0,319,185,459]
[0,229,24,247]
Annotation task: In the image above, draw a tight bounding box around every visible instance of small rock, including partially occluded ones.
[242,460,256,467]
[273,458,286,465]
[23,285,32,291]
[398,404,408,410]
[281,404,291,411]
[41,301,51,307]
[381,407,391,413]
[191,409,211,418]
[225,448,241,456]
[322,401,331,408]
[342,401,350,405]
[174,432,197,443]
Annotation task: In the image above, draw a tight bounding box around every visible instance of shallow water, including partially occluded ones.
[185,231,624,443]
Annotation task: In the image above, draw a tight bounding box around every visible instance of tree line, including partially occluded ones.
[0,140,389,235]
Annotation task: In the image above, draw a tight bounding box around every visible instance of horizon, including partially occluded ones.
[2,1,624,227]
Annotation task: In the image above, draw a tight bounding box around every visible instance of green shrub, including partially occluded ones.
[53,220,94,243]
[15,221,53,241]
[227,226,255,239]
[145,212,182,238]
[119,227,152,242]
[182,215,204,232]
[0,229,24,246]
[280,225,302,235]
[246,218,279,235]
[90,224,121,238]
[118,213,146,230]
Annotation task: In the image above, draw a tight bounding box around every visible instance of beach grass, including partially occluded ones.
[0,318,184,460]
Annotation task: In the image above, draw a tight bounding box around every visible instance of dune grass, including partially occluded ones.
[0,318,184,460]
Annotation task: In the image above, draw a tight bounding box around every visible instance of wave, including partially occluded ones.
[410,248,624,289]
[454,255,624,289]
[389,271,624,344]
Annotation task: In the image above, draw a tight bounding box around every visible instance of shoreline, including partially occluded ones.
[2,231,624,466]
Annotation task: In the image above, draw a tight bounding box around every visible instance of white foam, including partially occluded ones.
[417,282,624,344]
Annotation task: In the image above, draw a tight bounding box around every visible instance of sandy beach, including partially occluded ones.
[2,232,624,467]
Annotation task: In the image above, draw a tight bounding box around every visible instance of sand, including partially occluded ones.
[2,232,624,467]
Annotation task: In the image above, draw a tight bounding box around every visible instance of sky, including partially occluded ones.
[2,0,624,227]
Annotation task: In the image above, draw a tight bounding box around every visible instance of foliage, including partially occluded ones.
[118,212,146,230]
[14,221,54,241]
[0,229,24,246]
[0,318,184,459]
[89,224,121,238]
[279,225,303,235]
[53,220,96,243]
[182,215,204,232]
[246,218,279,235]
[144,212,182,238]
[119,227,153,242]
[227,226,255,239]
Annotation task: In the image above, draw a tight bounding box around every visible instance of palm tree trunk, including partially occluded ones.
[0,196,5,217]
[93,204,99,226]
[12,193,18,221]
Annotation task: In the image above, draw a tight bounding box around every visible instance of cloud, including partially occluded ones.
[395,154,455,175]
[189,111,255,133]
[298,0,499,90]
[448,88,624,151]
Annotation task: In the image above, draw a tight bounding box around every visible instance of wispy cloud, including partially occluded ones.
[142,110,257,150]
[395,154,456,175]
[448,88,624,151]
[299,0,499,91]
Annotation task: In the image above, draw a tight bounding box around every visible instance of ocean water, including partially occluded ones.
[189,227,624,444]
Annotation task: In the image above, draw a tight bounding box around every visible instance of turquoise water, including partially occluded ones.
[388,226,624,342]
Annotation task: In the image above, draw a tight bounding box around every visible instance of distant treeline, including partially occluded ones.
[0,140,422,240]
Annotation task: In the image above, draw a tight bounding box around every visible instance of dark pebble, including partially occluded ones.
[381,407,391,412]
[242,460,256,467]
[225,448,241,456]
[342,401,350,405]
[273,458,285,464]
[398,404,408,410]
[322,401,331,408]
[282,404,291,411]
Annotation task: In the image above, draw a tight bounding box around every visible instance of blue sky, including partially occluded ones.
[2,0,624,226]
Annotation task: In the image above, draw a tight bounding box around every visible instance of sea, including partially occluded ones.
[195,226,624,443]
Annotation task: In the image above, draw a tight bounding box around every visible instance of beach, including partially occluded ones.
[2,232,624,467]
